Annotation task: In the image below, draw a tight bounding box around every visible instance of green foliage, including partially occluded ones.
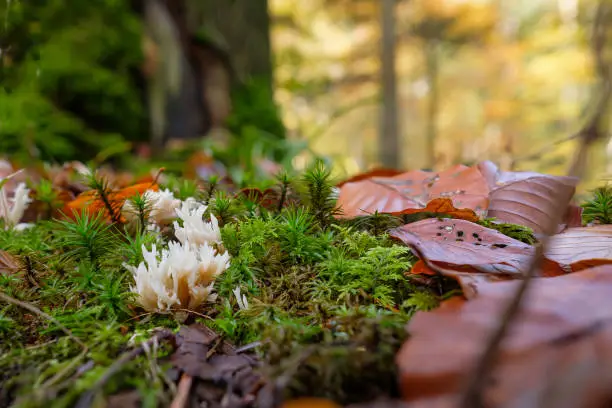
[52,210,117,270]
[124,193,154,232]
[478,218,537,244]
[581,185,612,225]
[260,305,409,403]
[85,170,122,224]
[226,77,286,150]
[33,179,63,220]
[301,159,342,229]
[0,0,146,164]
[0,162,456,407]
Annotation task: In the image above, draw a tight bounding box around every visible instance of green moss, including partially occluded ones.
[0,0,146,164]
[0,164,455,406]
[477,218,537,244]
[581,184,612,225]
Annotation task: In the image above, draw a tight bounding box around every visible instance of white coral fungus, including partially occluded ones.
[232,286,249,310]
[122,188,181,226]
[0,181,32,229]
[173,200,221,247]
[125,241,230,312]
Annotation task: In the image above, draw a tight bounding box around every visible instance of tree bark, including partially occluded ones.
[379,0,400,169]
[196,0,273,88]
[424,41,439,170]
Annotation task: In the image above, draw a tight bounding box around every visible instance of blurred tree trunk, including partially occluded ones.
[379,0,400,169]
[424,41,439,170]
[141,0,274,149]
[194,0,273,88]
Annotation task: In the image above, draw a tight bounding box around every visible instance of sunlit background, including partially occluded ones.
[0,0,610,189]
[271,0,607,185]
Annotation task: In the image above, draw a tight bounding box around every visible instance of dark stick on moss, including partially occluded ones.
[88,173,122,224]
[74,329,175,408]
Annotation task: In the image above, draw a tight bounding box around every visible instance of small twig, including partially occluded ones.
[206,336,224,359]
[170,373,193,408]
[236,341,263,354]
[41,349,88,389]
[0,290,87,350]
[74,329,175,408]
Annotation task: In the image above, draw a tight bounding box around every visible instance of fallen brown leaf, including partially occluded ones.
[396,265,612,408]
[281,398,342,408]
[336,164,490,218]
[486,175,578,234]
[544,225,612,272]
[0,250,19,274]
[63,181,159,222]
[337,168,405,187]
[389,218,563,278]
[170,324,262,408]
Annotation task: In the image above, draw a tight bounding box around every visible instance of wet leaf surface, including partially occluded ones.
[389,218,563,278]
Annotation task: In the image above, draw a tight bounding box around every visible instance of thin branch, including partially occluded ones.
[0,291,87,350]
[170,373,193,408]
[74,329,175,408]
[459,1,612,406]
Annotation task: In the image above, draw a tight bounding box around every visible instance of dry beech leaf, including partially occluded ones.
[544,225,612,272]
[390,198,480,223]
[281,398,342,408]
[410,260,437,276]
[389,218,563,278]
[336,168,405,187]
[337,164,489,218]
[477,160,553,189]
[0,250,19,275]
[396,265,612,408]
[486,175,578,234]
[63,182,159,221]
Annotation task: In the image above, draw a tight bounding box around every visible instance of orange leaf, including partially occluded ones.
[336,168,405,187]
[63,182,158,222]
[281,398,341,408]
[390,197,479,223]
[409,260,437,276]
[336,164,489,218]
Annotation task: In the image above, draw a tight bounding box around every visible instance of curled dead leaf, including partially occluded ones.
[486,175,578,234]
[337,168,405,187]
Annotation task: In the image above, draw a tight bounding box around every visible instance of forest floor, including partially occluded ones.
[1,158,611,408]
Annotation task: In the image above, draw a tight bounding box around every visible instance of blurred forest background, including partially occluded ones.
[0,0,611,189]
